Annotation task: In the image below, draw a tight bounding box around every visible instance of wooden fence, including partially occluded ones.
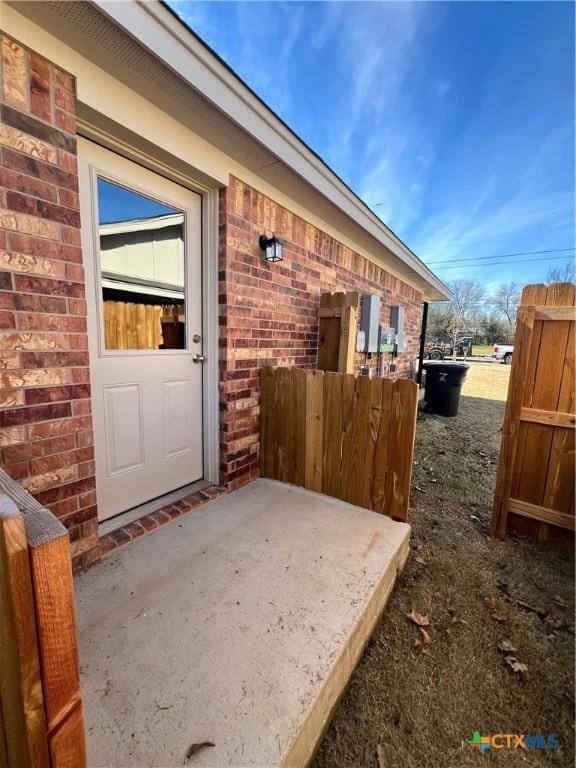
[492,283,575,543]
[104,301,184,350]
[317,291,359,373]
[0,471,86,767]
[260,367,418,520]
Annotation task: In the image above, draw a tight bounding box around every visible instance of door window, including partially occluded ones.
[96,177,187,350]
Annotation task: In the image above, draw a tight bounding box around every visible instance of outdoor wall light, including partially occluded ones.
[259,234,284,263]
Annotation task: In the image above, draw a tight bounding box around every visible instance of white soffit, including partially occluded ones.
[9,0,450,301]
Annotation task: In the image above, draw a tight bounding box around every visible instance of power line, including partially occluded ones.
[430,254,575,271]
[426,247,575,266]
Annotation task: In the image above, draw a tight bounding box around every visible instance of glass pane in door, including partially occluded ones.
[97,177,186,350]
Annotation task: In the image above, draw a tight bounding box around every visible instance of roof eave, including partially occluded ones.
[94,0,451,301]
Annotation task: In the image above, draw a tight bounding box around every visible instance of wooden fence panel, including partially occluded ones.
[492,283,576,543]
[260,367,418,521]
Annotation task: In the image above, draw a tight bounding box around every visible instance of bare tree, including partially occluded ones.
[446,278,485,359]
[546,260,576,284]
[491,280,520,332]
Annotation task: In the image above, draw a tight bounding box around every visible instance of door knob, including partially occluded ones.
[193,354,206,363]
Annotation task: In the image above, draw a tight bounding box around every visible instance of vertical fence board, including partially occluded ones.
[361,378,383,509]
[385,379,418,521]
[305,371,324,492]
[371,378,393,513]
[322,372,343,498]
[344,376,371,505]
[339,374,356,501]
[509,284,548,504]
[28,533,84,754]
[275,367,290,482]
[260,366,275,479]
[0,501,48,768]
[338,292,359,374]
[293,369,307,488]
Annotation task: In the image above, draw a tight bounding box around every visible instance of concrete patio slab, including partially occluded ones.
[75,479,410,767]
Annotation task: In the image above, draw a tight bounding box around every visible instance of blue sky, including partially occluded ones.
[168,1,574,289]
[97,178,176,223]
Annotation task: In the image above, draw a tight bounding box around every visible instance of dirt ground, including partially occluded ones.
[314,364,575,768]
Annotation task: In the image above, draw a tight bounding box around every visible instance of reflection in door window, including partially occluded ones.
[97,177,186,350]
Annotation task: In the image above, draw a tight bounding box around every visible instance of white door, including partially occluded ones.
[79,139,204,521]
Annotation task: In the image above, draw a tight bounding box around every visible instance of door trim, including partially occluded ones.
[78,123,220,488]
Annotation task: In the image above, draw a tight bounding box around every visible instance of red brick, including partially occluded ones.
[25,383,90,405]
[13,274,85,298]
[0,311,16,329]
[17,313,86,332]
[7,232,82,263]
[34,476,95,505]
[29,53,52,121]
[20,350,88,367]
[2,148,79,192]
[99,535,117,555]
[55,109,75,135]
[6,191,81,227]
[0,166,58,202]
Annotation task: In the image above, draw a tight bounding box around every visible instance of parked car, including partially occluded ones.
[492,343,513,364]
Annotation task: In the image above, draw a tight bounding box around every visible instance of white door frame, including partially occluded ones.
[77,120,220,489]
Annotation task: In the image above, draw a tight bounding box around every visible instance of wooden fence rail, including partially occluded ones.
[492,282,575,543]
[0,471,86,768]
[260,367,418,521]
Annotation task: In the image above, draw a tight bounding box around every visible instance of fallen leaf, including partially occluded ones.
[407,609,430,627]
[504,656,528,674]
[485,597,510,622]
[497,640,517,653]
[184,742,215,762]
[414,555,426,565]
[544,613,564,631]
[376,744,386,768]
[419,627,432,645]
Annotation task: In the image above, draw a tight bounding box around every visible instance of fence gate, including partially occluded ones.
[492,282,575,543]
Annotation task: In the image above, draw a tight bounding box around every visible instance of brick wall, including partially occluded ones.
[0,36,99,569]
[219,176,424,490]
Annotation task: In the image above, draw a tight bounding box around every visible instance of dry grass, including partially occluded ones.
[313,369,574,768]
[462,361,510,402]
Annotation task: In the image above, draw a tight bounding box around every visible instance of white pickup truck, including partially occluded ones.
[492,344,513,364]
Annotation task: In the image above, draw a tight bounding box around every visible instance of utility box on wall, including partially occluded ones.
[391,305,405,352]
[361,294,381,352]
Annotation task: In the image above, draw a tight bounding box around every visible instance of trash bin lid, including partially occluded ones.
[422,361,469,373]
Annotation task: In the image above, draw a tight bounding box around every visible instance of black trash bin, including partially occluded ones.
[422,361,469,417]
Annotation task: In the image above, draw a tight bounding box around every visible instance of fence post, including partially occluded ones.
[26,508,86,767]
[0,497,49,768]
